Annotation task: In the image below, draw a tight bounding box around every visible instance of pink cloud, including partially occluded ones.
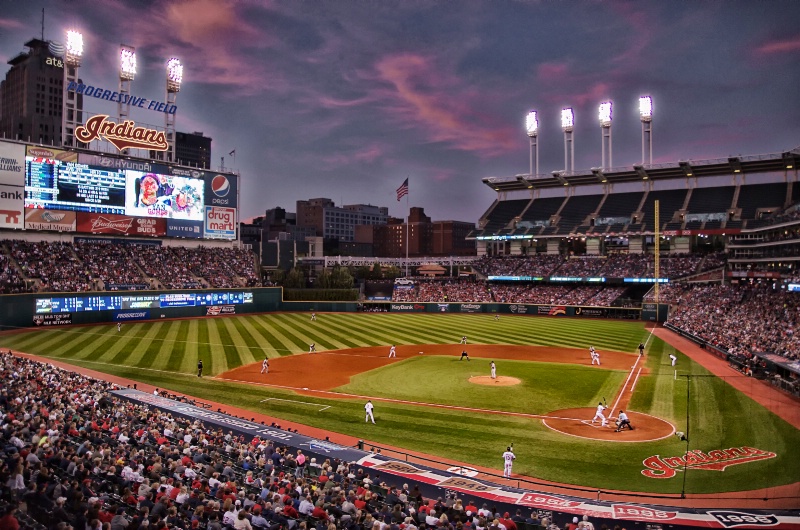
[321,143,387,167]
[373,53,517,157]
[0,18,25,30]
[754,36,800,56]
[536,62,569,80]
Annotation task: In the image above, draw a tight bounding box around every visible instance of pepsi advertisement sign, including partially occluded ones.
[204,173,237,208]
[166,218,204,238]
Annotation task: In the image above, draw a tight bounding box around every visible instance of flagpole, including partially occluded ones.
[405,179,409,277]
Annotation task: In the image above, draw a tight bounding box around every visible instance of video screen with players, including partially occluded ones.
[25,157,126,213]
[124,170,204,221]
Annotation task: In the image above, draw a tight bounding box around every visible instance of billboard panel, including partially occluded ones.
[124,170,204,221]
[0,183,24,229]
[25,146,78,163]
[204,206,236,239]
[204,173,238,208]
[25,209,77,232]
[166,218,204,238]
[78,153,169,174]
[77,212,166,237]
[0,141,25,186]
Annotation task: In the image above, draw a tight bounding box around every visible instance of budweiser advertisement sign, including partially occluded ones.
[642,446,777,479]
[77,212,166,236]
[75,115,169,151]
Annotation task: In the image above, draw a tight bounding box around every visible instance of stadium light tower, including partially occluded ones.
[118,45,136,150]
[526,110,539,176]
[561,107,575,173]
[639,96,653,165]
[62,30,83,147]
[599,101,612,170]
[164,58,183,162]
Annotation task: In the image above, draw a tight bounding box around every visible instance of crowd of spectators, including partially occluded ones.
[395,282,626,307]
[8,241,94,293]
[0,240,261,293]
[475,253,719,281]
[0,351,604,530]
[393,281,492,303]
[666,284,800,360]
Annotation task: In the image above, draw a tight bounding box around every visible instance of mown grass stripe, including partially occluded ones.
[150,321,182,372]
[268,315,322,352]
[244,316,290,358]
[237,317,274,363]
[195,320,212,374]
[206,318,227,373]
[139,322,169,369]
[220,317,249,368]
[175,320,197,374]
[116,323,164,367]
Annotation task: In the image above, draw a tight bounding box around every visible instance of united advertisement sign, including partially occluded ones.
[0,141,25,186]
[77,212,166,237]
[166,218,204,238]
[25,209,77,232]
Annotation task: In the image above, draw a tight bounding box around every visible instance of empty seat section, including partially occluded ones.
[481,199,529,233]
[686,186,735,213]
[519,196,566,225]
[596,191,644,219]
[556,194,603,234]
[640,189,688,231]
[737,183,787,219]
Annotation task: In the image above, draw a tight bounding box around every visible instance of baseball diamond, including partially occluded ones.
[1,311,798,507]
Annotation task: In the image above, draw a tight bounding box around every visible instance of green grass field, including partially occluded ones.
[1,312,798,497]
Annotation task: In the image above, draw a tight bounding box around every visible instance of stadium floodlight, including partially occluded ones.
[679,161,693,177]
[591,167,607,183]
[65,30,83,66]
[526,110,539,137]
[599,101,612,127]
[561,108,574,132]
[633,164,649,180]
[639,96,653,122]
[728,157,742,174]
[782,152,794,170]
[167,58,183,92]
[119,45,136,80]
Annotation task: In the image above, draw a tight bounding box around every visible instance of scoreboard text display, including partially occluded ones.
[25,156,126,213]
[34,291,254,313]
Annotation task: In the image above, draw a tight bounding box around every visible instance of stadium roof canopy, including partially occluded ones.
[482,151,798,193]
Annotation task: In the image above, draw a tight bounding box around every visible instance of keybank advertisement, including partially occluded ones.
[166,218,204,238]
[0,141,25,186]
[0,183,24,229]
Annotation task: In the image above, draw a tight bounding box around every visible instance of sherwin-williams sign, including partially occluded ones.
[0,141,24,186]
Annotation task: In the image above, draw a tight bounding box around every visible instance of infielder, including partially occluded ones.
[311,312,317,321]
[591,402,607,426]
[260,357,269,374]
[365,400,375,424]
[669,354,677,366]
[460,336,468,345]
[490,361,496,379]
[590,348,600,365]
[460,350,470,361]
[502,446,515,478]
[388,345,396,358]
[309,343,316,353]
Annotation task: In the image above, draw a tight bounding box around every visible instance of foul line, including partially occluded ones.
[630,367,643,393]
[609,355,642,414]
[218,376,589,422]
[260,397,330,412]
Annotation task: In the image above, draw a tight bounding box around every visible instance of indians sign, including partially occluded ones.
[641,446,777,479]
[75,115,168,151]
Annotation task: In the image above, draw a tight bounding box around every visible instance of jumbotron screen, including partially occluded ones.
[25,157,126,213]
[124,170,204,221]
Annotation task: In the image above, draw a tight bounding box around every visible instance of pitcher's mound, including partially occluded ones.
[469,375,521,386]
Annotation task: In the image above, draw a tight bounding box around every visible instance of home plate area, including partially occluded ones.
[544,408,675,442]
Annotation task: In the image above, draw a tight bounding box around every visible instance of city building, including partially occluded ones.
[0,38,75,145]
[360,207,476,257]
[175,131,211,169]
[296,198,388,242]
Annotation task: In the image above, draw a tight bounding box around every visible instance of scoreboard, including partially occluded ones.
[34,291,254,313]
[25,157,126,213]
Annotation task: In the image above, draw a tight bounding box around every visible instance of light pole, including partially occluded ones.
[62,30,83,147]
[118,45,136,154]
[561,108,574,173]
[599,101,612,170]
[639,96,653,165]
[526,110,539,176]
[165,58,183,163]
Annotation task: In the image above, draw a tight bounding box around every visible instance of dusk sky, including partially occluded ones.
[1,1,799,224]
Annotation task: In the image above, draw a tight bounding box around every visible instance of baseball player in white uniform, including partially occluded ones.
[460,336,468,345]
[309,343,316,353]
[260,358,269,374]
[117,322,121,332]
[310,312,317,321]
[590,347,600,365]
[490,361,496,379]
[669,354,677,366]
[365,400,375,424]
[388,345,396,358]
[502,446,515,478]
[591,402,608,426]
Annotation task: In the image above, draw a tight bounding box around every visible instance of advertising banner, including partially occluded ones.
[206,305,236,316]
[508,304,531,315]
[25,145,78,163]
[0,141,25,186]
[77,212,166,237]
[78,153,169,174]
[574,307,608,318]
[166,218,204,238]
[537,305,567,316]
[113,310,151,321]
[204,172,238,208]
[390,303,426,313]
[204,206,236,239]
[0,183,24,229]
[459,303,484,313]
[33,313,72,326]
[25,209,77,232]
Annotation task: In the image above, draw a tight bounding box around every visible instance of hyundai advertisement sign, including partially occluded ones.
[166,218,204,238]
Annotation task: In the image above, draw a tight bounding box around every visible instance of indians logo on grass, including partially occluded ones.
[641,446,777,479]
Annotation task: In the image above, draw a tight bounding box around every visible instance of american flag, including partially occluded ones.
[396,178,409,201]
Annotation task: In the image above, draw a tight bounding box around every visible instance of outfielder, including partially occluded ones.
[388,345,396,358]
[117,322,121,332]
[365,400,375,424]
[591,402,607,426]
[669,354,677,366]
[260,357,269,374]
[502,446,515,478]
[310,312,317,321]
[490,361,496,379]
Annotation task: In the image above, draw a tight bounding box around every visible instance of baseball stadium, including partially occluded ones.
[1,22,800,530]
